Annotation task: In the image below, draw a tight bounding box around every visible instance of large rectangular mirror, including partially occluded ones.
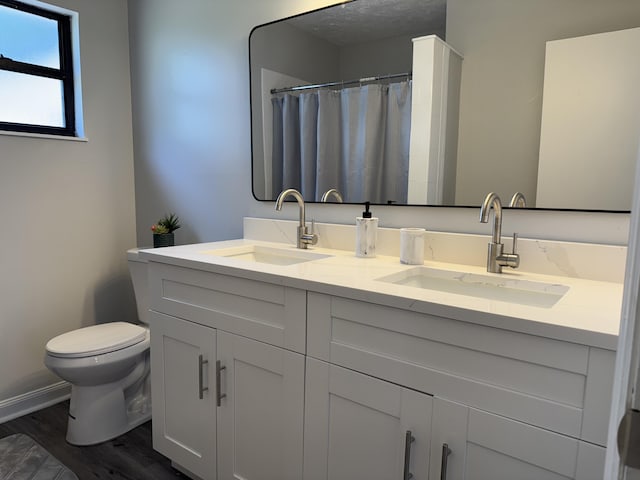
[250,0,640,210]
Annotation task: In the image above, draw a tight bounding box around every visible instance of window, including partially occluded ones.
[0,0,77,136]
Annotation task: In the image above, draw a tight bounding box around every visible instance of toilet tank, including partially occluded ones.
[127,248,149,325]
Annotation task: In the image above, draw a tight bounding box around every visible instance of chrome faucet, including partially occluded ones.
[509,192,527,208]
[320,188,343,203]
[479,192,519,273]
[275,188,318,249]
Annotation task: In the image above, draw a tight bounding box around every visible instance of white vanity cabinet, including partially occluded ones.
[150,311,218,479]
[148,261,306,480]
[307,292,615,480]
[216,330,305,480]
[145,255,617,480]
[303,358,433,480]
[430,397,606,480]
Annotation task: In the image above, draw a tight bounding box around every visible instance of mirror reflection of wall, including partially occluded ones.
[449,0,640,210]
[536,27,640,210]
[250,0,640,211]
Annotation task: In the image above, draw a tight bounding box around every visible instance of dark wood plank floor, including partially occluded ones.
[0,401,184,480]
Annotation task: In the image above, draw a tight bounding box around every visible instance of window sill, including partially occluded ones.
[0,130,88,142]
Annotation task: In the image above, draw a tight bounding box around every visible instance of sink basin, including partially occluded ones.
[200,244,331,266]
[376,267,569,308]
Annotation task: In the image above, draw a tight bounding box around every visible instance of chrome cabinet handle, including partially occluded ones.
[198,354,208,399]
[216,360,227,407]
[403,430,415,480]
[440,443,452,480]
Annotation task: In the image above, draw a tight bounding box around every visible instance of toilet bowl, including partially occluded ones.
[44,248,151,446]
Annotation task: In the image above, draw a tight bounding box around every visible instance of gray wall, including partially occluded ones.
[0,0,136,403]
[127,0,338,246]
[129,0,630,249]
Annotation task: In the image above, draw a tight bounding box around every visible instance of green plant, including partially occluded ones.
[151,213,181,234]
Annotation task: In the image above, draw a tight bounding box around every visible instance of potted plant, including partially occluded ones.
[151,213,181,248]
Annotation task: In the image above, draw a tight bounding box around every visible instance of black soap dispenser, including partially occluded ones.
[355,202,378,258]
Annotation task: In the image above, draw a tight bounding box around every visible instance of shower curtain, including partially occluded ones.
[271,80,412,204]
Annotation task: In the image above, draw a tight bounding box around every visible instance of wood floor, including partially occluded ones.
[0,401,184,480]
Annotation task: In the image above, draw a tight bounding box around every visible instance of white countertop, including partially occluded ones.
[140,238,623,350]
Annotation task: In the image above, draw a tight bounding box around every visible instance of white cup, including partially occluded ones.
[400,228,425,265]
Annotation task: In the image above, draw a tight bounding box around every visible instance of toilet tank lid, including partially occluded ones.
[46,322,147,358]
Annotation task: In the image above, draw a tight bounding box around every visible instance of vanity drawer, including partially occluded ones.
[148,262,306,353]
[307,293,614,443]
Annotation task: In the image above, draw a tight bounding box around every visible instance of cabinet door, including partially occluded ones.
[217,331,305,480]
[150,312,217,480]
[430,397,603,480]
[304,358,432,480]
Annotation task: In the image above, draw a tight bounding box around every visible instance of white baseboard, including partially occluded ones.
[0,381,71,424]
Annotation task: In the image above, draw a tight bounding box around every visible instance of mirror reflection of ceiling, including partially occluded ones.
[250,0,640,211]
[287,0,446,46]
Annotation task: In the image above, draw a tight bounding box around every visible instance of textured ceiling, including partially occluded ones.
[287,0,447,46]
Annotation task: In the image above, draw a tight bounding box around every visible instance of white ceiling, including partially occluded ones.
[287,0,447,46]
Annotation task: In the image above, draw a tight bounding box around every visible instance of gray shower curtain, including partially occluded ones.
[271,80,412,204]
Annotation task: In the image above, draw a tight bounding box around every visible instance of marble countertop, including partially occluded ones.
[140,238,623,350]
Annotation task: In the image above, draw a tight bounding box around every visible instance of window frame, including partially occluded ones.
[0,0,76,136]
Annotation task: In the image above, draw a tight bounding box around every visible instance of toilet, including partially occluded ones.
[44,248,151,446]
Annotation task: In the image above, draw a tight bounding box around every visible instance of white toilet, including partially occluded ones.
[44,248,151,446]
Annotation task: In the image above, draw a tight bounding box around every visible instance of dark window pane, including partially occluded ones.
[0,4,60,68]
[0,70,64,127]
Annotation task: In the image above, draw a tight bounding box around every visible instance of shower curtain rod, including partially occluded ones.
[270,72,412,95]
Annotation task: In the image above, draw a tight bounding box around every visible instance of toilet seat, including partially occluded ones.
[46,322,147,358]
